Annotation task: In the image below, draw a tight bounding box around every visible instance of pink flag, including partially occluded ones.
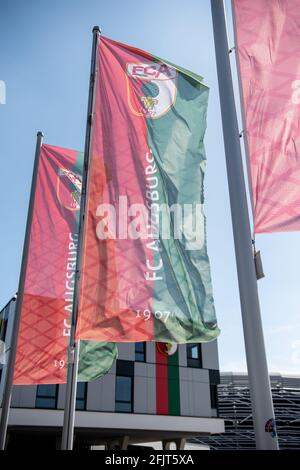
[14,144,82,384]
[233,0,300,233]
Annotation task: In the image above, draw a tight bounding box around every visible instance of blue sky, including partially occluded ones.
[0,0,299,374]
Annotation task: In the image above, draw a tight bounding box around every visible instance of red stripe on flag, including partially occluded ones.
[155,343,168,415]
[77,36,156,342]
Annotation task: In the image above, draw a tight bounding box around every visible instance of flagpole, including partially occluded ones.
[0,131,44,450]
[60,26,100,451]
[210,0,279,450]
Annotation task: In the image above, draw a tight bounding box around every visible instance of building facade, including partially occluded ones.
[196,372,300,450]
[0,297,224,449]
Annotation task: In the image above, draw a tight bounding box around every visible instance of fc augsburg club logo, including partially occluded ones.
[156,342,178,356]
[57,168,82,211]
[126,62,177,119]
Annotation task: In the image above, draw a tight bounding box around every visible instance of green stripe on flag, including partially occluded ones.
[145,66,219,343]
[168,351,180,416]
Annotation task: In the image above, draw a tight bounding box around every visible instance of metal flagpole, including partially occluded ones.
[210,0,279,450]
[60,26,100,451]
[0,131,44,450]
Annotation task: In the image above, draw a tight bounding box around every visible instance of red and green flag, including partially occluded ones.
[14,144,117,384]
[156,343,180,416]
[76,37,220,344]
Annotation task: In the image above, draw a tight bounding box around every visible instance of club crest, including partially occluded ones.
[57,167,82,211]
[156,342,178,356]
[126,62,177,119]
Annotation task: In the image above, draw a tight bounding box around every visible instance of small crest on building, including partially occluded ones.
[156,342,178,356]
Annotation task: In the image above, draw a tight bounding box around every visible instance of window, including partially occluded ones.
[116,359,134,376]
[209,369,220,385]
[76,382,87,410]
[210,384,218,409]
[115,360,134,413]
[209,370,220,411]
[0,319,8,342]
[115,376,133,413]
[135,342,146,362]
[187,343,202,368]
[36,384,58,409]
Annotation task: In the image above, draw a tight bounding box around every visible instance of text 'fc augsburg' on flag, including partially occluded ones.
[76,37,220,344]
[14,144,117,385]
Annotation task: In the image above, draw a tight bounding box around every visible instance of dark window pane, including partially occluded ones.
[76,382,86,400]
[210,384,218,409]
[37,384,57,398]
[116,376,132,402]
[0,319,8,341]
[135,342,146,362]
[135,342,144,353]
[36,384,58,409]
[187,344,199,359]
[135,352,144,362]
[209,369,221,385]
[76,382,87,410]
[115,401,132,413]
[36,397,56,409]
[76,400,85,411]
[116,360,134,376]
[187,344,202,368]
